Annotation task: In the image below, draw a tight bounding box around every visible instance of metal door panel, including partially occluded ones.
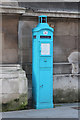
[39,69,51,103]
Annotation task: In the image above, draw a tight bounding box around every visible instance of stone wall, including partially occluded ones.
[18,17,78,63]
[0,2,80,110]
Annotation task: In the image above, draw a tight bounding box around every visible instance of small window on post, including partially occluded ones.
[42,17,46,23]
[40,17,41,23]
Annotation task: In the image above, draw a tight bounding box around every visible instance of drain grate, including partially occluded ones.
[72,107,80,110]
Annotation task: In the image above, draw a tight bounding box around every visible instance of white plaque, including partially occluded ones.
[41,43,50,55]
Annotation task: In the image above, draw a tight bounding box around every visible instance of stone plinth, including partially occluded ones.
[0,64,28,111]
[54,74,79,103]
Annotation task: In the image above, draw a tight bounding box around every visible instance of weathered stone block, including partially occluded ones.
[54,74,79,103]
[2,49,18,63]
[54,21,78,36]
[54,63,72,74]
[54,35,76,49]
[54,53,68,62]
[2,15,19,63]
[54,89,78,103]
[0,64,28,111]
[2,93,28,112]
[53,35,78,62]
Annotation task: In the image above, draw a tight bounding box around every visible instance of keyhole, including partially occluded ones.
[40,85,43,88]
[44,59,47,62]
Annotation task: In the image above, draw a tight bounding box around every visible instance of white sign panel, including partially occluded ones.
[41,43,50,55]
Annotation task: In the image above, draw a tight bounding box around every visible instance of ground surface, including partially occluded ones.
[1,103,80,119]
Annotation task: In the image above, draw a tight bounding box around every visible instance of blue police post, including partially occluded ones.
[32,15,54,109]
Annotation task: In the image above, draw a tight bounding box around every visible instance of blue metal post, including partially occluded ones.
[32,15,54,109]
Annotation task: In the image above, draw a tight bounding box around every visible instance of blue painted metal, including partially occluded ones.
[32,15,54,109]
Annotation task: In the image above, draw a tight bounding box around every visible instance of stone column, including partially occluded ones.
[0,1,29,111]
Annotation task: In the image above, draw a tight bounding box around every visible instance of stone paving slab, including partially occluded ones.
[1,103,79,119]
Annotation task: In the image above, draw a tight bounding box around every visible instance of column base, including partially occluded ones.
[34,103,54,109]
